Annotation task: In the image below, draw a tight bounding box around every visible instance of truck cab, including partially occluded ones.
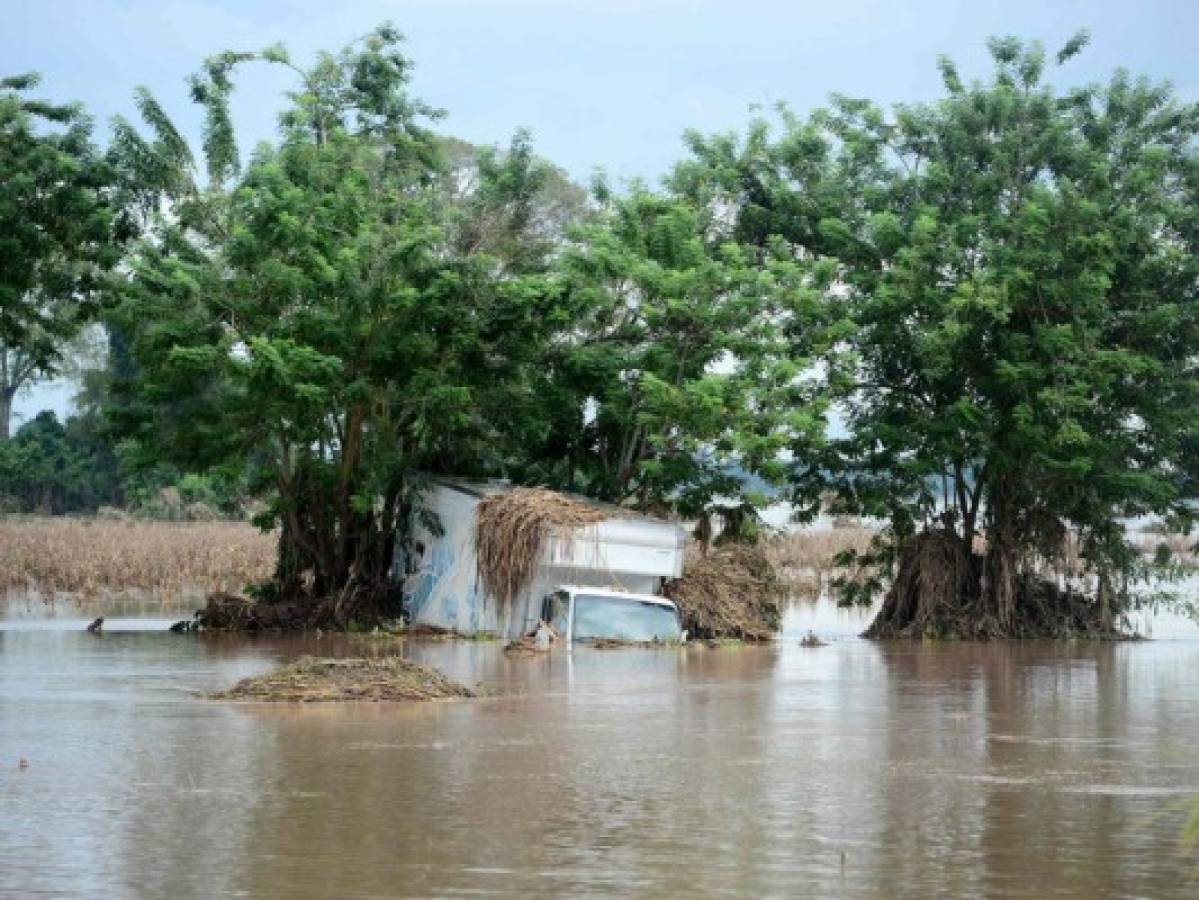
[540,586,685,645]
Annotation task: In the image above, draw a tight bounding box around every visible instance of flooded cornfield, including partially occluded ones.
[4,594,1199,897]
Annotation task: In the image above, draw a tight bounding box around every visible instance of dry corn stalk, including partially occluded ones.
[0,517,276,600]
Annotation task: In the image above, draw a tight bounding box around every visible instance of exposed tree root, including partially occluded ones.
[864,530,1130,640]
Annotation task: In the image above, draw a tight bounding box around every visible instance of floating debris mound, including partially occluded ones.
[213,656,476,703]
[664,543,783,641]
[474,487,610,606]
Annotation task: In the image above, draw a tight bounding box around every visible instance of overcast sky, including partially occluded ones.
[8,0,1197,425]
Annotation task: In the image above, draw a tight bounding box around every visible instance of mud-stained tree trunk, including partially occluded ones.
[265,473,404,628]
[0,388,11,441]
[1097,572,1113,634]
[982,486,1019,632]
[864,527,981,638]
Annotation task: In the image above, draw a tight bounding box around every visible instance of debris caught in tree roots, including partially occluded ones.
[195,592,310,631]
[212,656,477,703]
[193,589,402,633]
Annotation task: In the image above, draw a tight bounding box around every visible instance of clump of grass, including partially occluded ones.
[0,517,276,600]
[213,656,476,703]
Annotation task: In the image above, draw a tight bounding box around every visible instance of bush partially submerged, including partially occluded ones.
[213,655,476,702]
[664,543,783,641]
[195,587,406,633]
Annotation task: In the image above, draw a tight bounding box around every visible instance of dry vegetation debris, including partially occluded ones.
[212,655,476,703]
[763,527,877,577]
[474,488,610,606]
[664,543,783,641]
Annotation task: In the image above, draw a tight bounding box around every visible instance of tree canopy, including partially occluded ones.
[6,25,1197,635]
[544,185,825,519]
[107,27,594,622]
[0,74,124,439]
[678,33,1199,634]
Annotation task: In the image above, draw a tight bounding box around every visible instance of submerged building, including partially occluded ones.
[397,479,687,638]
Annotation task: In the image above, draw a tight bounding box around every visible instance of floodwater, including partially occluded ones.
[3,596,1199,898]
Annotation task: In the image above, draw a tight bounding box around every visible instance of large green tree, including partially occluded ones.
[109,27,574,624]
[0,74,124,439]
[538,185,825,521]
[683,34,1199,636]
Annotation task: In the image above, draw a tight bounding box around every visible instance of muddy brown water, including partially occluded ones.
[3,595,1199,898]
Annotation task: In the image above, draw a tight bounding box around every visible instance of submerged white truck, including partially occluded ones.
[540,585,685,645]
[398,479,688,641]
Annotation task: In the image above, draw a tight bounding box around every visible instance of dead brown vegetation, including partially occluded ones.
[474,488,610,606]
[212,655,476,702]
[663,543,783,641]
[764,527,877,576]
[0,517,276,599]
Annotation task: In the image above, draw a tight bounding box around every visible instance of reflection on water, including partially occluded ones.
[3,597,1199,897]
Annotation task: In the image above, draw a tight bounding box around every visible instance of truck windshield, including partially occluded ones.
[571,594,682,642]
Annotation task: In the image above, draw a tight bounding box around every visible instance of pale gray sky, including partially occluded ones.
[7,0,1197,425]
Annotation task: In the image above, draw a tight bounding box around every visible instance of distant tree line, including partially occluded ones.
[0,409,247,518]
[2,26,1195,634]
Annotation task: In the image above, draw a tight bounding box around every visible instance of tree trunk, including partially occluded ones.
[0,389,12,441]
[863,527,978,638]
[985,537,1017,630]
[221,470,405,631]
[1098,572,1113,633]
[983,487,1018,630]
